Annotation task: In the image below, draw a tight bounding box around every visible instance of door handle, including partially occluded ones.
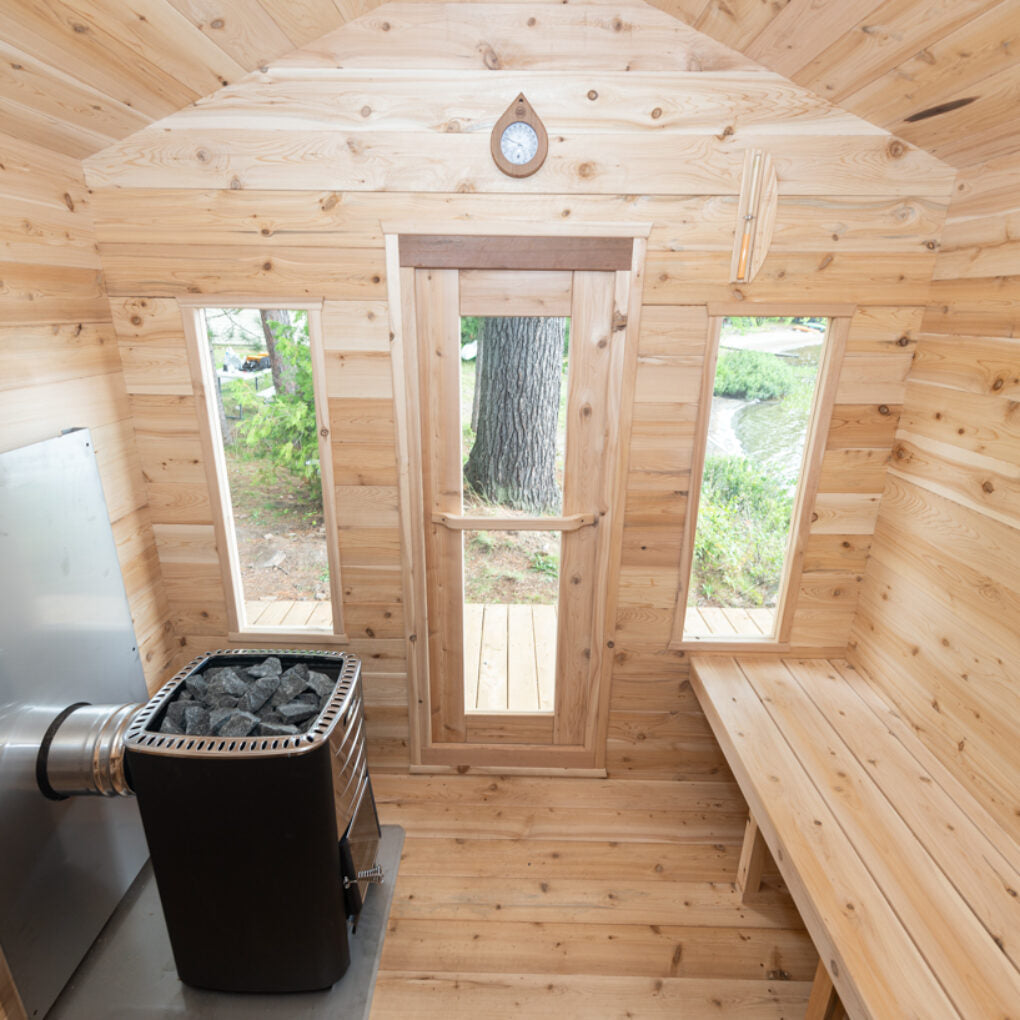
[431,512,597,532]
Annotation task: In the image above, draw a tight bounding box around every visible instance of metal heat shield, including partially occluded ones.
[0,431,150,1017]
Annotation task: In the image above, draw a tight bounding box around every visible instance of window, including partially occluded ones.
[459,314,569,712]
[676,314,840,644]
[184,303,344,638]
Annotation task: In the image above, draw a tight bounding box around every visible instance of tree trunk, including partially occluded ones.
[214,376,232,444]
[260,308,297,396]
[464,316,563,513]
[470,327,483,432]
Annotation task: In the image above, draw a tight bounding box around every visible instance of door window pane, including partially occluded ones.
[460,316,569,516]
[463,529,560,713]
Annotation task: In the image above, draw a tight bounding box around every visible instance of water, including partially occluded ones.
[706,342,821,480]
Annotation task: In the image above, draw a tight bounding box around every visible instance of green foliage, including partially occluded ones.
[225,311,322,495]
[714,348,797,401]
[221,377,262,418]
[723,315,826,334]
[691,456,794,608]
[529,550,559,578]
[461,316,482,350]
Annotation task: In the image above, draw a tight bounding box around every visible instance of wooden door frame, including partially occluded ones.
[385,223,649,775]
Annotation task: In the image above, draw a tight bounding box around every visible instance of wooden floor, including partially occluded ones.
[464,603,557,712]
[244,599,332,628]
[684,606,775,639]
[370,774,816,1019]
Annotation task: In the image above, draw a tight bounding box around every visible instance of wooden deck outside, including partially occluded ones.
[245,599,333,629]
[464,603,557,713]
[684,606,775,639]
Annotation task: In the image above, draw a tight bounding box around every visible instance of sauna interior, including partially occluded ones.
[1,0,1018,1016]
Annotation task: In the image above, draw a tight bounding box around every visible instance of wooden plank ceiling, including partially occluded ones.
[0,0,1015,168]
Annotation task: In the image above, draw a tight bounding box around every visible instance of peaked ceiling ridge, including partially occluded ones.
[81,0,954,179]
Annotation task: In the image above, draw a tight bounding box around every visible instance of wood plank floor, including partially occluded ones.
[244,599,332,628]
[464,603,556,712]
[370,774,815,1019]
[684,606,775,639]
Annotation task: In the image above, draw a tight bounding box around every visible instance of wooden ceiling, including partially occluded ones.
[0,0,1017,168]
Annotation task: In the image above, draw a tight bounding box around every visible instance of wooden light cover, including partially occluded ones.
[490,93,549,178]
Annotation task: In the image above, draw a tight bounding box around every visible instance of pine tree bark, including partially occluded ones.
[214,376,232,444]
[260,309,297,396]
[464,316,563,513]
[470,328,483,433]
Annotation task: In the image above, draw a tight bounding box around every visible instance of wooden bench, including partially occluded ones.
[689,654,1020,1020]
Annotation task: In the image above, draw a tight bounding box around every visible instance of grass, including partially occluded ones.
[463,527,561,604]
[690,455,794,608]
[458,325,569,604]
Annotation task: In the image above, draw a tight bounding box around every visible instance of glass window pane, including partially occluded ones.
[460,316,569,517]
[202,307,332,631]
[684,316,829,640]
[463,529,560,713]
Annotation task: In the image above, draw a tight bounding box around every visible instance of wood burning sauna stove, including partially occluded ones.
[43,648,381,994]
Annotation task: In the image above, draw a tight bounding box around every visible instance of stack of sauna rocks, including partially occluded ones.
[158,657,337,739]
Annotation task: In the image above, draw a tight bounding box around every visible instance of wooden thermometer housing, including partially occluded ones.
[491,93,548,179]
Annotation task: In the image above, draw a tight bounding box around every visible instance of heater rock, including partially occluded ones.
[247,656,282,679]
[238,674,280,714]
[305,670,335,700]
[184,705,210,735]
[165,701,189,728]
[258,721,300,737]
[271,665,309,707]
[207,693,240,710]
[277,702,318,724]
[209,707,235,734]
[218,710,260,737]
[184,673,208,700]
[208,669,249,699]
[153,656,342,738]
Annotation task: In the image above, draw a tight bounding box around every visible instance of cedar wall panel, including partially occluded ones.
[85,1,955,777]
[849,151,1020,842]
[0,130,175,691]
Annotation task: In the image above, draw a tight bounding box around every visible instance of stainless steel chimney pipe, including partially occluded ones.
[38,703,142,799]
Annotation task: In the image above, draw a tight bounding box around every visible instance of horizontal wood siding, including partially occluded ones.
[849,152,1020,842]
[85,3,955,782]
[0,131,174,693]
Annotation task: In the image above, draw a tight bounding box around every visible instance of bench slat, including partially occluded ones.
[739,655,1020,1018]
[793,659,1020,976]
[830,660,1020,901]
[691,655,960,1020]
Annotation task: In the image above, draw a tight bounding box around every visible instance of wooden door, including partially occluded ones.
[405,257,639,770]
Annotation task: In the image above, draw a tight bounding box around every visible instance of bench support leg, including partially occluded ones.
[805,959,846,1020]
[736,813,768,900]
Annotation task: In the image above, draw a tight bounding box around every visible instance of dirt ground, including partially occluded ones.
[225,455,331,601]
[225,454,559,605]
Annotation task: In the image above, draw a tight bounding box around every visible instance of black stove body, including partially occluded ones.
[123,650,379,994]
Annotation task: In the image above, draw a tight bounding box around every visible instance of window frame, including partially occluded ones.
[670,308,852,651]
[179,298,347,643]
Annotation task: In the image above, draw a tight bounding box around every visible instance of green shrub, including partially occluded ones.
[691,456,794,608]
[714,348,796,401]
[529,550,559,577]
[229,313,322,494]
